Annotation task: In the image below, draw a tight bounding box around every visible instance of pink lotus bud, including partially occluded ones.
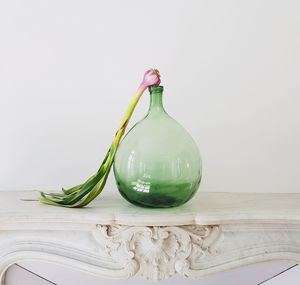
[140,69,161,90]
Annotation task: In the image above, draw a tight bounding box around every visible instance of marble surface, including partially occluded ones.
[0,191,299,229]
[0,190,300,282]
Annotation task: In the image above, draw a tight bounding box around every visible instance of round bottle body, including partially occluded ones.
[113,86,202,208]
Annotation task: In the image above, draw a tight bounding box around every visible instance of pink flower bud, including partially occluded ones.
[140,69,161,89]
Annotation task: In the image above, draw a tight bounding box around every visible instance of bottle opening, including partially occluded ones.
[149,85,164,94]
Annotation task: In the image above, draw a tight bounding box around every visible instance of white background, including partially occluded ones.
[0,0,299,194]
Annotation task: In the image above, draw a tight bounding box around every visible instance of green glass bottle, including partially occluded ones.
[113,85,202,208]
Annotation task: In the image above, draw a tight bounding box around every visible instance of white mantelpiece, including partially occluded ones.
[0,191,299,283]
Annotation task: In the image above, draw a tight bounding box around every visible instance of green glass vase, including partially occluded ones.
[113,85,202,208]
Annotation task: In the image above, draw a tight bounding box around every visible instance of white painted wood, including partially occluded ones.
[0,191,299,283]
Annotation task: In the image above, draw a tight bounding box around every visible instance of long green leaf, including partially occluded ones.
[39,69,160,207]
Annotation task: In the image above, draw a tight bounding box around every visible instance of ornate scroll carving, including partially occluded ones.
[93,225,223,281]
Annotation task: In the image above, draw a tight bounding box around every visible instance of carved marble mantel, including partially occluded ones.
[0,191,299,283]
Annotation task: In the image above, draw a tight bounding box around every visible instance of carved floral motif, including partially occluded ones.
[93,224,223,281]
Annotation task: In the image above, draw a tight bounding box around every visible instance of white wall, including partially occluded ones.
[0,0,299,194]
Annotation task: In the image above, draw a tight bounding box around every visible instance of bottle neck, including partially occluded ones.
[148,88,166,115]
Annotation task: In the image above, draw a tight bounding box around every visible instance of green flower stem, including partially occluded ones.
[39,75,158,208]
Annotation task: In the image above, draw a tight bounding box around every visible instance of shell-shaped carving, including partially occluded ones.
[93,225,223,281]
